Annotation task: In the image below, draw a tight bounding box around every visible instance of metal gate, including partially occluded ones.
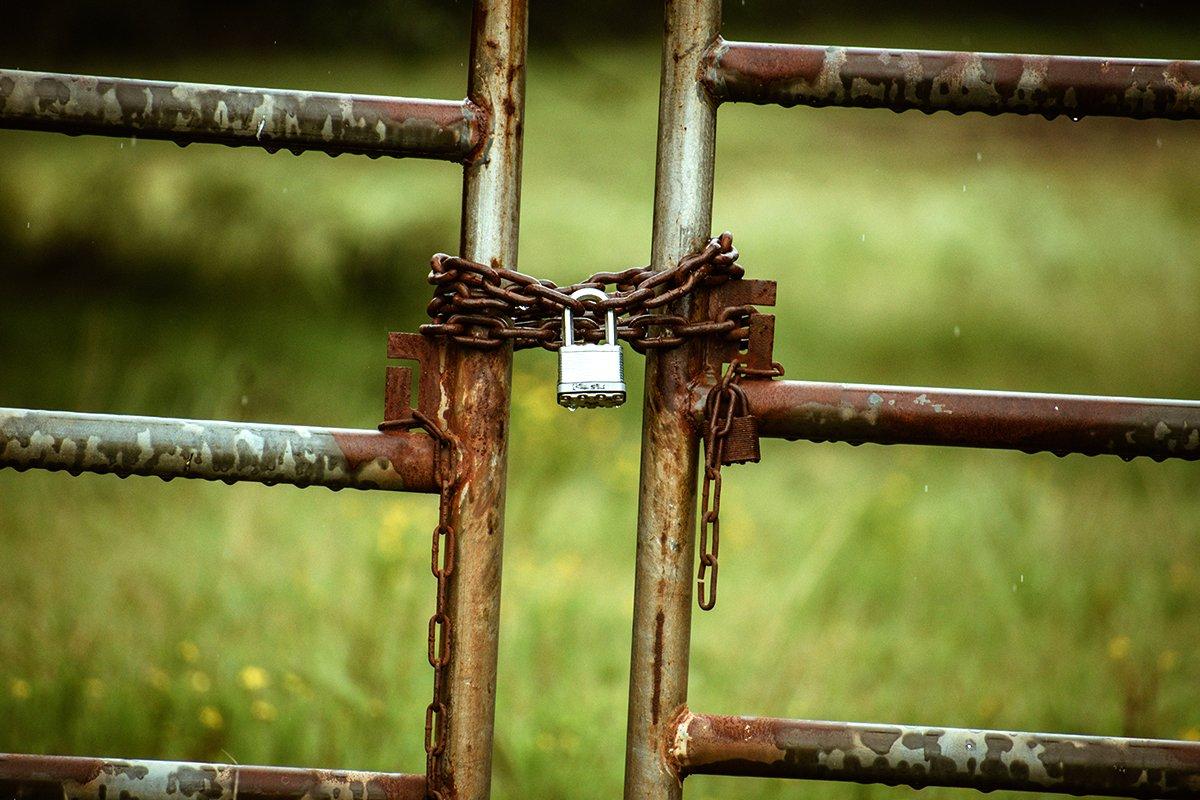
[2,2,1199,799]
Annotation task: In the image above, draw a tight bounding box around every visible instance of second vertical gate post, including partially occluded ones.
[435,1,527,799]
[623,2,721,799]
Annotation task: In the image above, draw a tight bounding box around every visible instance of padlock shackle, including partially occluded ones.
[563,288,617,347]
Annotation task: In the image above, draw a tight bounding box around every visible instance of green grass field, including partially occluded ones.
[1,37,1198,800]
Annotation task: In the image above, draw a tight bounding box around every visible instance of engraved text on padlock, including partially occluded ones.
[557,288,626,409]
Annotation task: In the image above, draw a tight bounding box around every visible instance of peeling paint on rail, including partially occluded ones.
[0,69,483,161]
[0,407,438,493]
[728,381,1200,461]
[672,711,1200,798]
[0,753,426,800]
[706,41,1200,120]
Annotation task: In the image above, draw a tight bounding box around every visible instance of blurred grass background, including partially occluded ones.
[1,5,1199,800]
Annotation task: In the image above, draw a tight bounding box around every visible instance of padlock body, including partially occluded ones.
[557,343,626,409]
[720,414,761,464]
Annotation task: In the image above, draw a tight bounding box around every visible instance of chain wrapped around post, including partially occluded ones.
[419,232,783,615]
[420,232,751,352]
[415,231,781,658]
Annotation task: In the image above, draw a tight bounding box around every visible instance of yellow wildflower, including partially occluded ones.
[251,699,277,722]
[178,641,200,663]
[1107,635,1131,661]
[198,706,224,730]
[10,678,30,700]
[239,665,269,691]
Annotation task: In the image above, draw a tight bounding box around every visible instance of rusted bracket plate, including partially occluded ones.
[383,332,444,429]
[702,278,777,375]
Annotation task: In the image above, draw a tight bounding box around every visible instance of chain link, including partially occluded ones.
[698,361,740,610]
[698,359,783,610]
[405,410,456,800]
[420,232,750,352]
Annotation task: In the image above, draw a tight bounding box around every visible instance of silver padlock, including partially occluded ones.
[557,288,626,409]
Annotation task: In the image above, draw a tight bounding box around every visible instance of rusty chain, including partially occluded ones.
[407,231,775,783]
[698,361,741,610]
[698,358,781,610]
[404,409,456,800]
[420,232,751,352]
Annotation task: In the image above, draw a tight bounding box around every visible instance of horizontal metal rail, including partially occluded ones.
[705,40,1200,120]
[0,69,482,160]
[0,408,437,492]
[671,711,1200,799]
[725,380,1200,461]
[0,753,425,800]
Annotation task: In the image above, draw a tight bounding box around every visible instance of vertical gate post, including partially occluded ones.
[435,1,526,798]
[623,2,721,799]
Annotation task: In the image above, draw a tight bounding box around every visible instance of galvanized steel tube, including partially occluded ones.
[706,41,1200,120]
[0,753,425,800]
[671,712,1200,798]
[0,407,438,492]
[431,1,526,798]
[623,2,720,799]
[0,69,482,160]
[734,380,1200,461]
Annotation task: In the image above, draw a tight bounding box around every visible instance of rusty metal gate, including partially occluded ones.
[2,2,1199,799]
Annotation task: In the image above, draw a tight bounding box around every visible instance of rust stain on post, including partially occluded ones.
[706,41,1200,120]
[0,69,482,161]
[0,754,426,800]
[429,1,526,798]
[672,712,1200,798]
[728,381,1200,461]
[0,407,438,492]
[624,2,719,800]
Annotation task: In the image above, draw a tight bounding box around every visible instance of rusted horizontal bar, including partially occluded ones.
[0,407,437,492]
[0,69,482,160]
[728,380,1200,461]
[672,711,1200,798]
[0,753,425,800]
[705,40,1200,119]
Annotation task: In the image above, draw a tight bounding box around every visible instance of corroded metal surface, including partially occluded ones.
[731,381,1200,460]
[0,69,482,160]
[671,711,1200,798]
[706,41,1200,119]
[623,2,720,799]
[430,2,526,798]
[0,753,425,800]
[0,408,437,492]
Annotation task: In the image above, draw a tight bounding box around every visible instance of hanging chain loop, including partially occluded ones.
[698,358,782,610]
[420,232,752,352]
[405,409,457,800]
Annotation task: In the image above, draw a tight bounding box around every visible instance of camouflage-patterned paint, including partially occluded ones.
[671,712,1200,798]
[706,41,1200,120]
[0,407,437,493]
[731,380,1200,461]
[0,753,426,800]
[0,69,482,161]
